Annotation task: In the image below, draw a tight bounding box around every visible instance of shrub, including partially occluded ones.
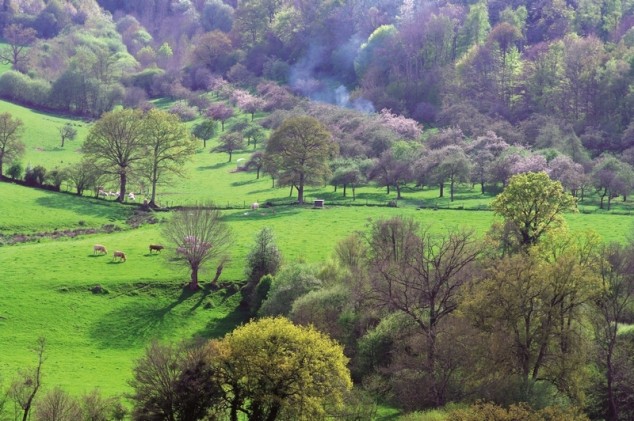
[24,165,47,186]
[169,101,199,122]
[7,162,23,180]
[258,263,322,316]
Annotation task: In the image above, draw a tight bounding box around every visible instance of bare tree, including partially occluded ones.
[9,337,46,421]
[593,243,634,421]
[129,340,222,420]
[0,24,37,71]
[35,387,82,421]
[366,217,479,406]
[163,206,231,290]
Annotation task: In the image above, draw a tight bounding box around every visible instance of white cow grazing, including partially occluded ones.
[128,192,136,201]
[251,202,259,210]
[98,190,108,197]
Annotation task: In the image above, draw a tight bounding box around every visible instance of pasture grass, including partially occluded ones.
[0,99,89,170]
[0,182,131,235]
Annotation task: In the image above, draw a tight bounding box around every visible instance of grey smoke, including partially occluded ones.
[289,39,375,114]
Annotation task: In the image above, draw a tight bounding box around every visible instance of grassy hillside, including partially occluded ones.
[0,99,88,169]
[0,182,131,235]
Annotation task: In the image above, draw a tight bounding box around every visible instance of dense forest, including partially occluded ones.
[3,0,634,420]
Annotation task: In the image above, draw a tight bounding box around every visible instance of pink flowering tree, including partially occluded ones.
[206,103,234,131]
[379,108,423,140]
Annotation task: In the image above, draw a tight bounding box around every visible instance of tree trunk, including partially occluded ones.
[352,185,356,201]
[450,179,455,202]
[189,266,199,290]
[228,151,232,162]
[343,184,347,197]
[150,164,158,208]
[606,344,618,421]
[298,173,305,204]
[396,183,402,199]
[480,180,485,194]
[439,182,444,198]
[608,195,612,211]
[256,167,260,179]
[118,171,127,203]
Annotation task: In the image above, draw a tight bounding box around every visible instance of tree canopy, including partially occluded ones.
[491,172,577,246]
[265,116,338,204]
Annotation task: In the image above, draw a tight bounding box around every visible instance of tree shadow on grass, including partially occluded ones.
[194,305,250,339]
[35,191,129,220]
[231,179,258,187]
[221,206,302,222]
[197,162,229,171]
[90,287,197,349]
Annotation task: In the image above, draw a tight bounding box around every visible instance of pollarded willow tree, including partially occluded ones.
[265,116,338,204]
[163,206,231,290]
[82,109,146,203]
[491,171,577,247]
[142,109,197,208]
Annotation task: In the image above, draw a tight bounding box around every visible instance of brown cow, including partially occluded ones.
[113,251,126,262]
[149,244,165,253]
[93,244,107,255]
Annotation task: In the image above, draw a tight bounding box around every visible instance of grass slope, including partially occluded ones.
[0,99,88,170]
[0,182,131,234]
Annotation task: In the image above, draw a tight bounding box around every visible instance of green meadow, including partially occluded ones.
[2,96,634,415]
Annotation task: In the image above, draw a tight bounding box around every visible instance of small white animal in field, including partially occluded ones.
[251,202,259,210]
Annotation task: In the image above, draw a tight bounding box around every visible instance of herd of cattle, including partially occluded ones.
[92,243,164,262]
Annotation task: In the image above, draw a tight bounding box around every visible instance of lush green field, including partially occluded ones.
[0,182,131,235]
[0,99,88,169]
[3,95,634,416]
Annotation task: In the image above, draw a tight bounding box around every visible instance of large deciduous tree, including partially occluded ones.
[82,109,146,203]
[366,217,480,406]
[162,206,231,290]
[462,231,601,402]
[0,24,37,71]
[129,340,222,421]
[142,109,197,208]
[0,112,25,179]
[491,171,576,247]
[265,116,338,204]
[592,243,634,421]
[210,317,352,421]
